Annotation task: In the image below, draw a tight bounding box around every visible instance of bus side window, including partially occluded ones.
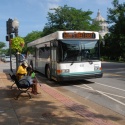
[39,47,50,58]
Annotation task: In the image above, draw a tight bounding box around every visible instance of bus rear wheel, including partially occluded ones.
[46,66,51,80]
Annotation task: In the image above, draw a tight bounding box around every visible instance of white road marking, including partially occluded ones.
[84,84,93,90]
[94,82,125,92]
[74,83,125,107]
[98,91,125,99]
[74,85,93,91]
[96,90,125,106]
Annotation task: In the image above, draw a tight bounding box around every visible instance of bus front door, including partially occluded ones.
[51,47,57,80]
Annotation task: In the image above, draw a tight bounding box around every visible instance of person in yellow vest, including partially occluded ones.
[16,61,28,80]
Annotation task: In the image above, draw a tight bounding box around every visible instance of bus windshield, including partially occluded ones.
[58,40,100,62]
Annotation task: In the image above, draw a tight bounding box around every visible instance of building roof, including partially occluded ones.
[95,9,105,21]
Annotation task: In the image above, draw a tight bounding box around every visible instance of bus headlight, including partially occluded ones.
[57,69,70,74]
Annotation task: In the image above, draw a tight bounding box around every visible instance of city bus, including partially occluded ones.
[27,31,103,82]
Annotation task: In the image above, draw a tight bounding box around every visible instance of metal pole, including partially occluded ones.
[15,28,18,37]
[16,51,20,71]
[9,39,13,72]
[15,28,19,71]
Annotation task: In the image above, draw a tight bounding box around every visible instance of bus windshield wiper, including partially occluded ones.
[86,58,93,64]
[70,60,74,66]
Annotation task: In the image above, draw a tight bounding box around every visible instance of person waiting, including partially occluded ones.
[20,66,41,95]
[16,61,28,80]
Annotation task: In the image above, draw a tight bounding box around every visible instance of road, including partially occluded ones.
[58,62,125,116]
[0,58,16,73]
[1,60,125,117]
[40,61,125,116]
[57,62,125,116]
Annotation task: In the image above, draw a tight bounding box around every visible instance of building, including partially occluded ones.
[94,9,109,39]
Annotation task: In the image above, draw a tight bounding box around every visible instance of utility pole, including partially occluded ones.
[6,18,19,72]
[12,19,19,71]
[6,18,13,72]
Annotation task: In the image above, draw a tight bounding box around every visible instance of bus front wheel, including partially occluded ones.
[46,66,51,80]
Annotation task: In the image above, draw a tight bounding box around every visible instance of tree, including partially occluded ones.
[106,0,125,60]
[24,31,43,44]
[0,42,6,49]
[3,48,9,55]
[23,31,43,54]
[43,5,100,36]
[0,42,6,55]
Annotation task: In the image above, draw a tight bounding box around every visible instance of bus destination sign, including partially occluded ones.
[63,32,96,39]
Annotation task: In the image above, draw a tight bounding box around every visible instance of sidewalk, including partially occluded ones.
[0,71,124,125]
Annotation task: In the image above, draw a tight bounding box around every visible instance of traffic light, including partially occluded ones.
[6,34,13,41]
[6,18,13,34]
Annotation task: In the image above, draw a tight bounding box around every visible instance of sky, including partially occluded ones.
[0,0,124,49]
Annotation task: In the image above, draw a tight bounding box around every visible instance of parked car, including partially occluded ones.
[0,54,5,61]
[3,56,10,62]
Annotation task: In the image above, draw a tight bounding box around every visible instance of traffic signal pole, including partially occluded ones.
[9,39,12,72]
[6,18,13,72]
[6,18,19,73]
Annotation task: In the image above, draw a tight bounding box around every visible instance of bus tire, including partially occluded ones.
[46,66,51,80]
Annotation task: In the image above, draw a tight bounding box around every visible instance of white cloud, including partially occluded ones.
[95,0,110,5]
[24,0,61,13]
[48,3,59,10]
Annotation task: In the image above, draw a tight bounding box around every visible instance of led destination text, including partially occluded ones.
[63,32,96,39]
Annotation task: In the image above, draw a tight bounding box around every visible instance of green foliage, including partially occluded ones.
[0,42,7,55]
[118,56,124,62]
[43,5,100,36]
[0,42,6,49]
[23,31,43,54]
[100,56,109,61]
[102,0,125,60]
[0,49,8,55]
[11,37,25,52]
[24,31,43,43]
[4,49,9,55]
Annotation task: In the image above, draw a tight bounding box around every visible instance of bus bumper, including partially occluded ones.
[57,73,103,82]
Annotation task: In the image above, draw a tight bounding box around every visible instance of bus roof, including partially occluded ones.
[27,31,99,47]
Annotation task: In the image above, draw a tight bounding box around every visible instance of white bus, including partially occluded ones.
[27,31,103,82]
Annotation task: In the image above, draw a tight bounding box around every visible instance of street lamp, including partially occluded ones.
[12,19,19,37]
[12,18,20,71]
[6,18,19,72]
